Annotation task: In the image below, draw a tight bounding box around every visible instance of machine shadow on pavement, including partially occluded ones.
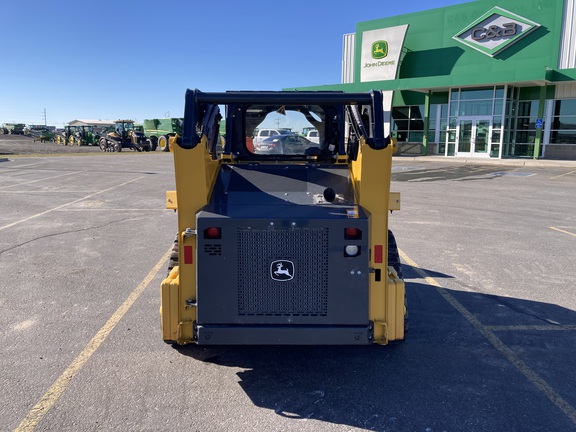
[172,276,576,432]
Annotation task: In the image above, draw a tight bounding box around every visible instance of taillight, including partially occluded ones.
[344,227,361,257]
[204,227,221,239]
[344,227,361,240]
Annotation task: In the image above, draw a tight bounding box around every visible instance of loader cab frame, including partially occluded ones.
[180,90,388,162]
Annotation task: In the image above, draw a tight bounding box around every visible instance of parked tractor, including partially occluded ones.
[32,129,57,143]
[98,120,151,152]
[143,117,183,152]
[1,123,25,135]
[69,125,99,146]
[55,126,76,145]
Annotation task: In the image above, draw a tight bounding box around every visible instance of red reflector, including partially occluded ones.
[374,245,383,263]
[184,246,193,264]
[345,227,361,240]
[204,227,221,239]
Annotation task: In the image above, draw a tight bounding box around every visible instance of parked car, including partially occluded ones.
[254,134,318,155]
[252,128,293,147]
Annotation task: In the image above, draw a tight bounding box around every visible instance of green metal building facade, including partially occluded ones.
[291,0,576,160]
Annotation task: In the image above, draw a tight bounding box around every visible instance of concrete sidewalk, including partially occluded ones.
[394,154,576,168]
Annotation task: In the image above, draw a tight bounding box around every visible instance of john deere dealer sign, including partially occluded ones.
[453,7,540,57]
[360,24,409,82]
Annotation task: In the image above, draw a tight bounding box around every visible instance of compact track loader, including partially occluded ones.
[161,89,404,346]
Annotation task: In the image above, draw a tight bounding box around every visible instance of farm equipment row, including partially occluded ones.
[2,117,184,153]
[51,118,183,152]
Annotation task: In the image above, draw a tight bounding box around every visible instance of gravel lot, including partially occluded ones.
[0,134,157,156]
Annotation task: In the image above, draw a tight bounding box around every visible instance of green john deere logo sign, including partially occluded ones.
[371,41,388,59]
[453,7,540,57]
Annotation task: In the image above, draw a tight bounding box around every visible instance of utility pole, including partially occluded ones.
[43,108,47,126]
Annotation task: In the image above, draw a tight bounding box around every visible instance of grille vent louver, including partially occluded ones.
[204,244,222,256]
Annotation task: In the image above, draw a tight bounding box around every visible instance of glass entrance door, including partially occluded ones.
[456,117,491,156]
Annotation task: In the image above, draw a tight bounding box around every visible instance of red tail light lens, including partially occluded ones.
[204,227,222,239]
[344,227,361,240]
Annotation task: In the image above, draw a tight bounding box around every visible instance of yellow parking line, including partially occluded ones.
[14,247,171,432]
[0,176,143,232]
[550,170,575,179]
[399,249,576,426]
[550,226,576,238]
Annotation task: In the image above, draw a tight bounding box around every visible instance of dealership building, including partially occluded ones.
[294,0,576,160]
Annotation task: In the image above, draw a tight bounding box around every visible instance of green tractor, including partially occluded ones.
[55,125,76,145]
[55,125,92,145]
[68,125,99,146]
[32,128,57,143]
[98,120,151,152]
[142,117,183,152]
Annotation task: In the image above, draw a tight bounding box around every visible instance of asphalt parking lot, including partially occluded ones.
[1,136,576,431]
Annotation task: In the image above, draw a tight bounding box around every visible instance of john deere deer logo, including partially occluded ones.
[270,260,294,281]
[371,41,388,59]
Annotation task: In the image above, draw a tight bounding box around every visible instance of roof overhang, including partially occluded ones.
[287,67,576,94]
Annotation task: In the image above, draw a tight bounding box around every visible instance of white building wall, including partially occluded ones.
[555,82,576,98]
[559,0,576,69]
[341,33,355,84]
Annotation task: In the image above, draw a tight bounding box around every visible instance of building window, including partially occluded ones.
[509,100,541,157]
[392,106,424,142]
[550,99,576,144]
[425,104,438,144]
[437,104,449,154]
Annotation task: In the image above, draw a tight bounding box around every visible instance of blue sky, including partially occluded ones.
[0,0,468,127]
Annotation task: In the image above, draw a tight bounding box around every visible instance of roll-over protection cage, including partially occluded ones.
[178,89,390,160]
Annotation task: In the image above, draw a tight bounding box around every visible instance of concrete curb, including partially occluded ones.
[393,155,576,168]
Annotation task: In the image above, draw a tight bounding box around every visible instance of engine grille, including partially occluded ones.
[237,227,329,316]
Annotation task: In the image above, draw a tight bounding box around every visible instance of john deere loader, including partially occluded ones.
[161,89,404,346]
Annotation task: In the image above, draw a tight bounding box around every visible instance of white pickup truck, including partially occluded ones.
[306,129,320,144]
